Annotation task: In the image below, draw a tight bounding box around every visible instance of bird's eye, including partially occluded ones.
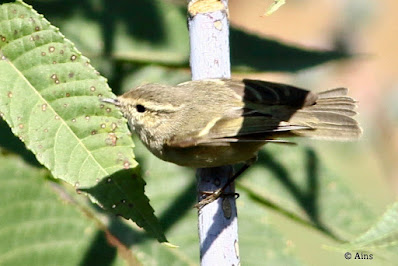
[136,104,146,113]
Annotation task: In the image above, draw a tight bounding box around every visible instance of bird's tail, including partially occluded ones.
[289,88,362,140]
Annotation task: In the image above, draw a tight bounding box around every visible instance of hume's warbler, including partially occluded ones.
[102,78,361,168]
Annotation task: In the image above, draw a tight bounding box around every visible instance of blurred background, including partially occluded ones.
[0,0,397,265]
[229,0,398,263]
[231,0,398,195]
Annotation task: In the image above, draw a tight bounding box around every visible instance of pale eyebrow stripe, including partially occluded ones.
[198,116,222,137]
[139,101,185,112]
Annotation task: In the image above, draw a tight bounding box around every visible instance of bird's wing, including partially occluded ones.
[166,79,319,147]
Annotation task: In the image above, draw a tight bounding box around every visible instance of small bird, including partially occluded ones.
[102,79,361,206]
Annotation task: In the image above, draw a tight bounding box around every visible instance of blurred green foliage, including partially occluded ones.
[0,155,128,266]
[0,0,397,265]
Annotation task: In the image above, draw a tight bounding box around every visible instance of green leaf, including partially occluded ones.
[230,28,349,72]
[82,168,168,243]
[349,202,398,248]
[0,118,40,167]
[238,193,304,266]
[338,202,398,260]
[29,0,348,75]
[0,1,134,185]
[0,1,166,242]
[0,154,129,266]
[32,0,189,66]
[239,144,375,242]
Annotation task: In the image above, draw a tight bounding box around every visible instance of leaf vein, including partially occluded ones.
[5,58,109,180]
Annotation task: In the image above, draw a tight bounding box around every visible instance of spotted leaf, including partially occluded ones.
[0,1,166,242]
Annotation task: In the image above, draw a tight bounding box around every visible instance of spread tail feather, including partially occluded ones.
[289,88,362,140]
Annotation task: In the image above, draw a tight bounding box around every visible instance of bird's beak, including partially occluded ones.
[101,98,121,107]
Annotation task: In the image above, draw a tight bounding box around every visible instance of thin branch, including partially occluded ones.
[187,0,240,265]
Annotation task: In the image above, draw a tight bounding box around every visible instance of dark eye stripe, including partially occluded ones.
[136,104,146,113]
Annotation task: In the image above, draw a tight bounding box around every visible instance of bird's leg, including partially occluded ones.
[195,157,257,209]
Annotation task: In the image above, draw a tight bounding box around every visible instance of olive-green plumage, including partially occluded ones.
[103,79,361,168]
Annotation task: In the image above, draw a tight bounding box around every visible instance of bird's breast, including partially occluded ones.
[156,142,264,168]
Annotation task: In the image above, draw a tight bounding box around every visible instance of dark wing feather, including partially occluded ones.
[229,79,318,107]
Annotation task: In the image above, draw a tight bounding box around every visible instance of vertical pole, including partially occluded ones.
[187,1,239,265]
